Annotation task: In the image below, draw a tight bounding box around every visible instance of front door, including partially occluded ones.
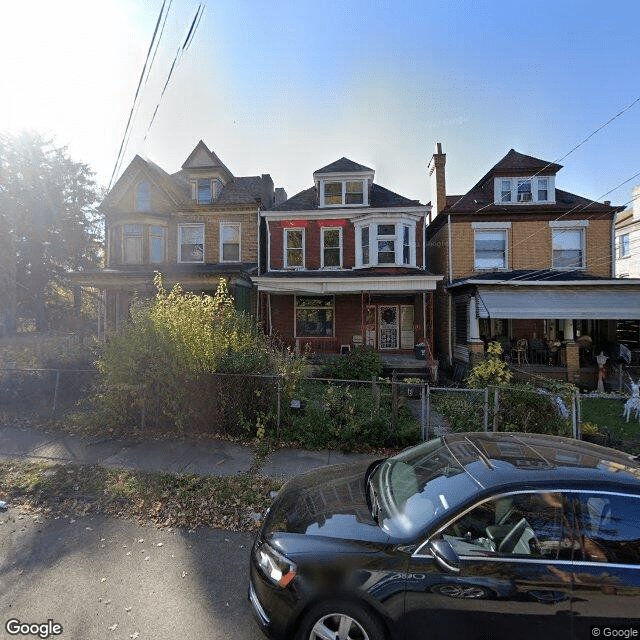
[379,306,399,350]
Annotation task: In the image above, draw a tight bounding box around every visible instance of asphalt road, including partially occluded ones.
[0,509,263,640]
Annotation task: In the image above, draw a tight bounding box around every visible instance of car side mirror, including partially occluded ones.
[428,539,461,573]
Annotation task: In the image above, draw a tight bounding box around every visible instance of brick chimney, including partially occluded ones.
[428,142,446,220]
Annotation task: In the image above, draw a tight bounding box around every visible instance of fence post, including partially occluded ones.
[492,387,500,432]
[425,385,431,441]
[571,389,578,439]
[140,384,146,432]
[576,389,582,434]
[51,369,60,420]
[276,378,281,439]
[483,387,489,432]
[391,372,398,433]
[372,376,381,414]
[420,384,425,441]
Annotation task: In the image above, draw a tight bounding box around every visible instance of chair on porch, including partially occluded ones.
[529,338,549,365]
[511,339,529,365]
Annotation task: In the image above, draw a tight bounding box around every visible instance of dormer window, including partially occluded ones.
[320,179,366,207]
[517,180,532,202]
[190,178,223,204]
[494,176,555,204]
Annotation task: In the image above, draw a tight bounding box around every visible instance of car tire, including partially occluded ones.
[430,583,494,599]
[295,599,386,640]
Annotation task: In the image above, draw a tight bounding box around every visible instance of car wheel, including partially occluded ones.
[431,583,493,599]
[296,600,386,640]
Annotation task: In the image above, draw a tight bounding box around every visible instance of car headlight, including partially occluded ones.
[255,542,297,588]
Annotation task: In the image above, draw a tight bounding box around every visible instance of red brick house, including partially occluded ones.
[253,158,442,369]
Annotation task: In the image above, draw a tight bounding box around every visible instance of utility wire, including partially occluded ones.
[108,0,168,191]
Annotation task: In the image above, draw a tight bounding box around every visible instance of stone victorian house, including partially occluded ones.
[253,157,442,372]
[426,144,640,383]
[76,141,282,328]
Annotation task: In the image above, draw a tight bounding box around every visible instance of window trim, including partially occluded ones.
[619,233,631,258]
[320,226,343,269]
[319,179,368,208]
[149,225,166,264]
[135,180,151,212]
[283,227,305,269]
[474,228,509,271]
[551,226,586,270]
[220,222,242,263]
[122,223,144,265]
[178,223,205,263]
[494,176,555,204]
[354,219,416,267]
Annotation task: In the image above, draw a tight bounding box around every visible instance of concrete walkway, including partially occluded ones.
[0,425,376,480]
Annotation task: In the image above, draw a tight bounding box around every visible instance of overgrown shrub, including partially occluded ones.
[321,347,384,381]
[282,381,419,451]
[93,275,304,436]
[466,341,512,388]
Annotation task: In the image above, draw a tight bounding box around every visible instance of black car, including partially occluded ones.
[249,432,640,640]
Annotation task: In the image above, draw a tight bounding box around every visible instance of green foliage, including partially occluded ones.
[321,347,384,381]
[283,381,419,452]
[434,392,485,433]
[94,276,304,436]
[581,397,640,441]
[466,341,512,388]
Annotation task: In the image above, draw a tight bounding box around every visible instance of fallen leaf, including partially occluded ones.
[108,623,117,631]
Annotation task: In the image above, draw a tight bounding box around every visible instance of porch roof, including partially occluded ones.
[253,269,442,294]
[474,287,640,319]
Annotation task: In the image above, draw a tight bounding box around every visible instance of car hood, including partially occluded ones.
[261,460,390,546]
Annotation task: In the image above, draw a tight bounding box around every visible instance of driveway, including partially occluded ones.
[0,511,262,639]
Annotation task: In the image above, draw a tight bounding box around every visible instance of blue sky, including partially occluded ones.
[2,0,639,207]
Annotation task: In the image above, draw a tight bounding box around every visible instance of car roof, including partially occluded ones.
[442,432,640,494]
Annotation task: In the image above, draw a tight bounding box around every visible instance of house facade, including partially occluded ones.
[426,144,640,383]
[253,158,442,370]
[75,141,282,329]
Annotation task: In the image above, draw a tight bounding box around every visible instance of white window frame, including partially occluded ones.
[355,219,416,268]
[319,179,367,208]
[284,227,305,269]
[178,223,205,263]
[550,222,587,270]
[474,228,508,271]
[320,227,343,269]
[220,222,241,263]
[619,233,631,258]
[494,176,556,204]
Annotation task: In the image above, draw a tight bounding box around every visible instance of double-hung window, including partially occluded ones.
[475,229,507,270]
[321,180,365,207]
[538,178,548,201]
[295,296,334,337]
[517,180,532,202]
[501,180,512,202]
[552,228,584,268]
[402,225,411,265]
[123,224,144,264]
[377,224,396,264]
[361,227,370,265]
[220,223,241,262]
[178,224,205,263]
[356,220,416,267]
[284,228,304,268]
[620,233,630,258]
[321,228,342,268]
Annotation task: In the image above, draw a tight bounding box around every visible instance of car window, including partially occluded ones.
[438,492,579,560]
[572,493,640,565]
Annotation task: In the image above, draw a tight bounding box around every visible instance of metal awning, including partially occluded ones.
[475,288,640,319]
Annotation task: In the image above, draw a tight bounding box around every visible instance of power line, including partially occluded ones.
[108,0,169,191]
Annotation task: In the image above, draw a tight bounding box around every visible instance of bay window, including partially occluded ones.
[123,224,143,264]
[355,219,416,267]
[149,225,166,264]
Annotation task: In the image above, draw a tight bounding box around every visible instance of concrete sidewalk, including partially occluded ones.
[0,425,376,480]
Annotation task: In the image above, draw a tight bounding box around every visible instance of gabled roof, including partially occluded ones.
[270,183,421,211]
[181,140,233,177]
[313,157,374,175]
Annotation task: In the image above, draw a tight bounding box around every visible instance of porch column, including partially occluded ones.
[468,296,485,362]
[563,318,580,384]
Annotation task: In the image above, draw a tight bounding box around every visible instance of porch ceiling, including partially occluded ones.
[476,287,640,319]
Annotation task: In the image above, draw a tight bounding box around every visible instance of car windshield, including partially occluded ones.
[372,438,481,537]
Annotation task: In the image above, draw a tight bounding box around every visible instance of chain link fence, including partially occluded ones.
[0,369,586,443]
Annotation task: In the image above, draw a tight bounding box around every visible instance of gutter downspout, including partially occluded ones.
[611,210,617,278]
[447,214,453,365]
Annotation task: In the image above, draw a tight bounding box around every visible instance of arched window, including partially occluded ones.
[135,180,151,211]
